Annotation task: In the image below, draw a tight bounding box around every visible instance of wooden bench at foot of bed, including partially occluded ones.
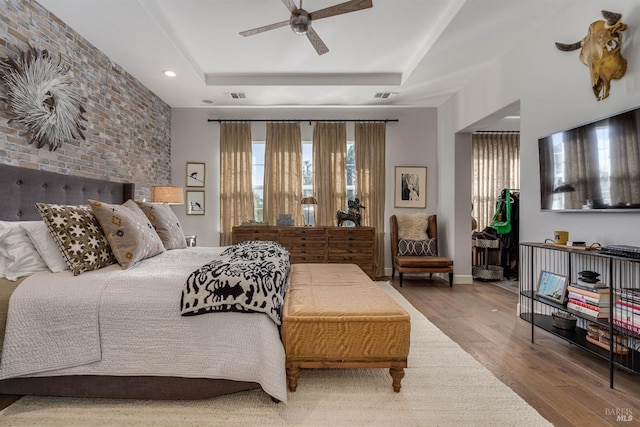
[281,263,410,392]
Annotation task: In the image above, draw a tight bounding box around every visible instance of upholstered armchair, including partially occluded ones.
[390,214,454,287]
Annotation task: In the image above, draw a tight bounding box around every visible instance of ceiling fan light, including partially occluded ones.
[292,23,308,34]
[290,9,311,34]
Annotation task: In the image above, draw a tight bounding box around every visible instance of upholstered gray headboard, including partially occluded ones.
[0,164,135,221]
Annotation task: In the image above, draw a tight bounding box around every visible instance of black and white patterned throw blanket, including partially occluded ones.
[180,241,290,325]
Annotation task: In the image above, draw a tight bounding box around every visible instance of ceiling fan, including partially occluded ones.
[239,0,373,56]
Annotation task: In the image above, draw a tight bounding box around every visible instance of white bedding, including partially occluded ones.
[0,247,288,402]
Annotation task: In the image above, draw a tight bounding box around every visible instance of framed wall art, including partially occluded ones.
[394,166,427,208]
[536,270,568,304]
[186,190,205,215]
[186,162,205,187]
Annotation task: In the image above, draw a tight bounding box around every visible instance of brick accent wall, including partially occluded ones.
[0,0,171,200]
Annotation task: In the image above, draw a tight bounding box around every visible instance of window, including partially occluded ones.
[302,141,313,197]
[252,142,265,222]
[346,141,355,200]
[301,141,315,225]
[251,140,355,224]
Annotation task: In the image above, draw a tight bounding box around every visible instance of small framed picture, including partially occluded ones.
[186,162,205,187]
[536,270,568,304]
[394,166,427,208]
[186,191,205,215]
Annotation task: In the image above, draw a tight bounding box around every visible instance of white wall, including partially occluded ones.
[439,1,640,270]
[171,107,438,272]
[172,2,640,281]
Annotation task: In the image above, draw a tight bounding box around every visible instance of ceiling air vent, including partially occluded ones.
[374,92,396,99]
[227,92,246,99]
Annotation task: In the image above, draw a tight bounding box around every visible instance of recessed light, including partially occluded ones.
[163,70,177,77]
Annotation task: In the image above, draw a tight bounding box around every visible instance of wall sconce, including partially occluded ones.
[151,186,184,204]
[301,196,317,226]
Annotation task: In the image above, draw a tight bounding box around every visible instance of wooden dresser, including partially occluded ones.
[232,226,376,279]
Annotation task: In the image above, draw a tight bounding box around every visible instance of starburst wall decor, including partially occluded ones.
[0,45,86,151]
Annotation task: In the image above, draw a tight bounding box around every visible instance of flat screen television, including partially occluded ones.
[538,107,640,211]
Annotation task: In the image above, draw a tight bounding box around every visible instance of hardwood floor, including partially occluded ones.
[392,276,640,427]
[1,277,638,426]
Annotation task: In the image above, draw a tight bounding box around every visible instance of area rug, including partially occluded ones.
[490,278,519,293]
[0,282,550,427]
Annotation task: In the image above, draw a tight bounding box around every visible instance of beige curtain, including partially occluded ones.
[355,122,386,277]
[313,122,347,226]
[264,122,304,226]
[219,122,254,246]
[472,133,520,231]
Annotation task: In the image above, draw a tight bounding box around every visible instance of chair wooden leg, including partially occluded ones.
[399,272,403,287]
[449,272,454,287]
[392,268,395,279]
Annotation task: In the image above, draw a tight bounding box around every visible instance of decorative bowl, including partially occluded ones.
[552,311,577,330]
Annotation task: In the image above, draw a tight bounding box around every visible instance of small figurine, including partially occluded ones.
[336,198,365,227]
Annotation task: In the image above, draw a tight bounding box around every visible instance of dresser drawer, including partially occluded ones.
[290,254,327,263]
[280,236,326,247]
[231,225,376,278]
[280,228,326,239]
[327,230,374,243]
[232,228,279,244]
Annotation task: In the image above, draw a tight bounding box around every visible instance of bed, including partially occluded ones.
[0,164,288,401]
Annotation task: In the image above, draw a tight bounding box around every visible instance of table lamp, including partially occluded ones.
[301,196,317,226]
[151,186,184,204]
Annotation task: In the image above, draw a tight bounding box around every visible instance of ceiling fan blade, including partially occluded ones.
[239,20,289,37]
[306,27,329,55]
[281,0,297,13]
[309,0,372,21]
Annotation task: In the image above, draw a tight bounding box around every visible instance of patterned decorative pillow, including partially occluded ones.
[397,238,436,256]
[136,202,187,250]
[36,203,117,275]
[89,199,165,269]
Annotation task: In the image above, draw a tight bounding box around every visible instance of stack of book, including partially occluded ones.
[566,281,609,319]
[586,324,628,354]
[613,288,640,335]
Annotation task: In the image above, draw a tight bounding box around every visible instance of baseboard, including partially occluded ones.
[454,274,473,285]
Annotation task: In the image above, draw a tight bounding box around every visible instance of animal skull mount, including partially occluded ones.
[555,10,627,101]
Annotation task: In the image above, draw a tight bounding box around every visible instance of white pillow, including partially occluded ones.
[0,221,49,281]
[20,222,69,273]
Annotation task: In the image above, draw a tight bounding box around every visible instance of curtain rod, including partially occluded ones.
[207,119,398,123]
[473,130,519,133]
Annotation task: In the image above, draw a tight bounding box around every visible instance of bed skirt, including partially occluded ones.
[0,376,260,400]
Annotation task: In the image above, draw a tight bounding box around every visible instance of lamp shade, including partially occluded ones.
[151,186,184,204]
[301,196,317,205]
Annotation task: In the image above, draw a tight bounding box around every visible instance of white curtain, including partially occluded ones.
[219,122,253,246]
[355,122,386,277]
[264,122,304,226]
[313,122,347,226]
[472,133,520,231]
